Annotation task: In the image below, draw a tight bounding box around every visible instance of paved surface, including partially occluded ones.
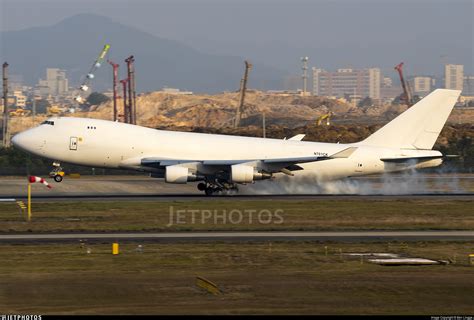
[0,173,473,198]
[1,193,473,202]
[1,231,473,243]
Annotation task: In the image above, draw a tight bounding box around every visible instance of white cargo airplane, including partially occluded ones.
[12,89,460,195]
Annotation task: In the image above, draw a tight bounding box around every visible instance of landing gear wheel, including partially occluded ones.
[53,175,63,183]
[197,182,207,191]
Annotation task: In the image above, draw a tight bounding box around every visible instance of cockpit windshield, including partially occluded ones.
[41,120,55,126]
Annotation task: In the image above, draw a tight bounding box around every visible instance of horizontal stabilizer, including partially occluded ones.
[380,155,443,163]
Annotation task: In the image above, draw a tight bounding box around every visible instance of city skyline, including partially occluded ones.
[4,62,471,104]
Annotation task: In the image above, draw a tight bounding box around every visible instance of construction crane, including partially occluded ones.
[394,62,414,106]
[2,62,10,147]
[234,60,252,128]
[125,55,137,125]
[107,60,119,122]
[74,44,111,104]
[120,78,130,124]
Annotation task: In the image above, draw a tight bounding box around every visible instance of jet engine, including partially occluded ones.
[165,165,202,184]
[230,164,271,183]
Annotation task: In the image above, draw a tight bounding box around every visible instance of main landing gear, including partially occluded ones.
[197,180,239,196]
[49,161,65,183]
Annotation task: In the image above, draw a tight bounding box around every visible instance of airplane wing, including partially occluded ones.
[287,134,306,141]
[140,147,358,174]
[144,155,323,167]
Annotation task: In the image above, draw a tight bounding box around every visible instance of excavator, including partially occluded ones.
[47,105,66,116]
[316,112,333,126]
[9,108,31,117]
[394,62,414,107]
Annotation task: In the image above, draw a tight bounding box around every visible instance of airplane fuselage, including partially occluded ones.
[12,117,442,182]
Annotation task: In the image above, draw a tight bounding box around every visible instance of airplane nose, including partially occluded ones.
[11,132,26,149]
[11,130,35,152]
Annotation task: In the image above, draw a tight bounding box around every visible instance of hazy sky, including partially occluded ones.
[1,0,473,76]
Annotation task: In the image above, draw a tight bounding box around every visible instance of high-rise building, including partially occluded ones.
[412,77,432,95]
[444,64,464,90]
[47,68,69,95]
[312,67,381,99]
[37,68,69,97]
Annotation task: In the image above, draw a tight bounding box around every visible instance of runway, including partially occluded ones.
[1,231,473,243]
[0,174,473,200]
[2,193,473,202]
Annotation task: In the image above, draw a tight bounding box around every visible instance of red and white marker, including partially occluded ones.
[28,176,52,189]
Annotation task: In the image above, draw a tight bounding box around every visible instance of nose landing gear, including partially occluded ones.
[49,162,65,183]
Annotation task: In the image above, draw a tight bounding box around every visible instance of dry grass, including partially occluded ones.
[0,198,473,233]
[0,241,473,315]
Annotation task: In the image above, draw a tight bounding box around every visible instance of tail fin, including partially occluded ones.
[361,89,461,149]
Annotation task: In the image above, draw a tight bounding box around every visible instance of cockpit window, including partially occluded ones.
[41,120,55,126]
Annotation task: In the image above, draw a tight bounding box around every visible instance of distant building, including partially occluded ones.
[412,76,432,95]
[383,77,393,87]
[266,90,303,96]
[444,64,464,90]
[37,68,69,97]
[463,76,474,96]
[12,90,27,108]
[35,83,51,97]
[0,97,16,111]
[312,67,381,100]
[159,87,193,95]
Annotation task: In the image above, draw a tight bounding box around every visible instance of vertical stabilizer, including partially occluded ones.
[361,89,461,149]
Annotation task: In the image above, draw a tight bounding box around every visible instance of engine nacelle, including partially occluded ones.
[165,165,202,184]
[230,164,272,183]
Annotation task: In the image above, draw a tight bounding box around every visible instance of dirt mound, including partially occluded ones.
[7,90,474,135]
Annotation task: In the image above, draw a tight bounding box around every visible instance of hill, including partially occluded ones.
[8,91,474,135]
[0,14,287,93]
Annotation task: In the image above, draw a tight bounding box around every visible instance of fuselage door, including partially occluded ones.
[69,136,78,151]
